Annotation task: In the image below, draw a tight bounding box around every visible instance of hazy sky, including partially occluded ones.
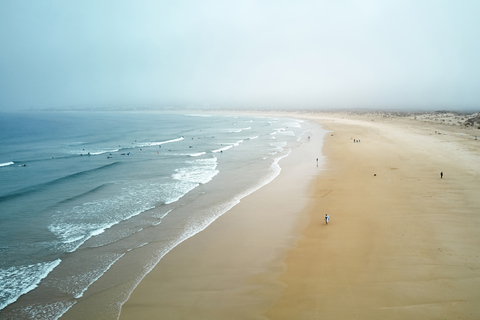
[1,0,479,111]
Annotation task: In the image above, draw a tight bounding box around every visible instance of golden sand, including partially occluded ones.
[120,111,480,319]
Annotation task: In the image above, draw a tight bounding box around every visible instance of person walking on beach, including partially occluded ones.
[440,171,443,179]
[325,214,330,224]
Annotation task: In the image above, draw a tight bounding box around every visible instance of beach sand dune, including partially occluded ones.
[120,112,480,320]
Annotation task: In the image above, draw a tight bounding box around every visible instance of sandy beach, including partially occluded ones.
[120,111,480,319]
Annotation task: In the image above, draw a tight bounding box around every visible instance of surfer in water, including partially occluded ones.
[325,214,330,224]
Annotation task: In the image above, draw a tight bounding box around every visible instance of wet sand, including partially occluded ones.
[119,116,326,319]
[120,111,480,319]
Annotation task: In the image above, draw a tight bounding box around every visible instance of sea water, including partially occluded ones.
[0,111,318,319]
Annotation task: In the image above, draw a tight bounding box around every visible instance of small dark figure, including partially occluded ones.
[325,214,330,224]
[440,172,443,179]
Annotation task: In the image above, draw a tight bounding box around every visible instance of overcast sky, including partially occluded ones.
[1,0,479,112]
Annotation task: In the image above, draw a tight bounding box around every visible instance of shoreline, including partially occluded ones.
[267,112,480,319]
[119,118,327,319]
[105,110,478,319]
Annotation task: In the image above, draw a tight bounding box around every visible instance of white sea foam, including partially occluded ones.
[277,130,295,136]
[128,242,149,251]
[153,210,172,220]
[233,140,244,146]
[212,145,233,153]
[73,253,125,298]
[70,137,184,155]
[238,151,289,201]
[222,127,252,133]
[116,116,315,317]
[185,114,213,117]
[118,149,293,315]
[89,149,120,155]
[286,120,303,128]
[0,161,14,167]
[172,157,219,185]
[49,191,157,253]
[270,141,287,154]
[162,180,198,205]
[90,228,106,237]
[70,149,119,156]
[2,112,311,318]
[63,235,84,244]
[41,252,126,305]
[189,152,206,157]
[136,137,184,147]
[0,259,61,311]
[21,300,77,320]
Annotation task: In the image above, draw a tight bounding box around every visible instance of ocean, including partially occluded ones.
[0,111,320,319]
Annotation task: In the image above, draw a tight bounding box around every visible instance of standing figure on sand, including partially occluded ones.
[325,214,330,224]
[441,171,443,179]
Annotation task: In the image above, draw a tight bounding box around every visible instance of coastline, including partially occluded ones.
[267,111,480,319]
[117,110,480,319]
[119,118,327,319]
